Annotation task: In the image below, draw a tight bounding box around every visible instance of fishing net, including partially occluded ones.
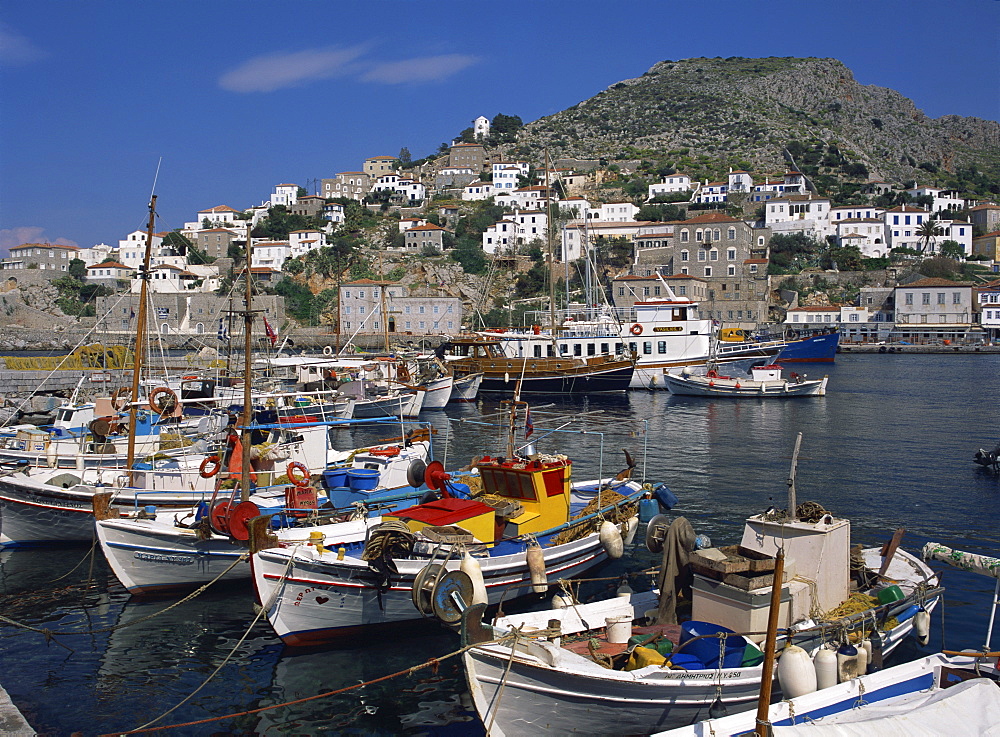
[549,487,634,546]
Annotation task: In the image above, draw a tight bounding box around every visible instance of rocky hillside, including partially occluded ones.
[508,57,1000,188]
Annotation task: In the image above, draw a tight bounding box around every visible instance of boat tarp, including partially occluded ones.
[771,678,1000,736]
[922,542,1000,580]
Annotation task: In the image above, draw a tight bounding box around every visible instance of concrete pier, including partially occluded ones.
[0,684,33,736]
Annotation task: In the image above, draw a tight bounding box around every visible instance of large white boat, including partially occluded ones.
[662,363,828,397]
[479,279,835,389]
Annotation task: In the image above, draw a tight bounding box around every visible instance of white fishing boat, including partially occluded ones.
[662,364,828,397]
[251,401,654,645]
[94,438,431,594]
[461,436,940,735]
[449,371,483,403]
[661,541,1000,737]
[418,373,454,409]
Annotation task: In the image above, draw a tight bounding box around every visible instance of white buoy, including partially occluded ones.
[526,545,547,593]
[616,579,634,598]
[914,608,930,646]
[836,643,861,682]
[623,516,639,546]
[552,591,574,609]
[46,444,57,468]
[599,520,624,560]
[857,639,871,673]
[461,552,488,606]
[813,647,838,690]
[777,645,818,698]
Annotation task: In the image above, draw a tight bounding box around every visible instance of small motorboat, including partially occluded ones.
[974,442,1000,472]
[662,364,828,397]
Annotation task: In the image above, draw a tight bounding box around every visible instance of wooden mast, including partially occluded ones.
[125,195,157,470]
[545,150,556,330]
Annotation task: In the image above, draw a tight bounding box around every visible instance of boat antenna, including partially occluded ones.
[787,432,802,520]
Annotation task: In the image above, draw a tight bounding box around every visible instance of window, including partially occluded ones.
[727,266,736,276]
[698,250,706,262]
[849,313,859,322]
[727,249,736,260]
[680,250,689,262]
[937,293,945,305]
[642,287,649,296]
[905,293,914,305]
[642,342,652,355]
[952,293,961,304]
[419,306,425,314]
[704,267,712,277]
[433,305,440,314]
[710,250,718,261]
[750,264,758,273]
[680,230,689,243]
[345,306,351,315]
[587,343,595,356]
[696,230,704,243]
[922,293,930,305]
[714,229,721,241]
[358,290,365,299]
[404,305,411,314]
[728,228,736,240]
[680,267,688,275]
[657,341,667,354]
[678,286,687,296]
[573,344,582,356]
[618,287,625,296]
[534,345,542,358]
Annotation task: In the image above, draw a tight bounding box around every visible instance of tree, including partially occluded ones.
[398,147,412,165]
[450,237,488,275]
[919,256,960,280]
[938,240,965,260]
[915,219,944,254]
[68,258,87,281]
[162,230,192,255]
[488,113,523,144]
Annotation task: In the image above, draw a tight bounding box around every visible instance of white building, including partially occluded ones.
[482,220,518,255]
[322,202,345,225]
[835,219,888,257]
[118,230,165,268]
[560,220,654,261]
[979,280,1000,342]
[884,206,932,252]
[588,202,638,222]
[462,181,493,201]
[906,185,965,215]
[271,184,299,208]
[289,230,325,259]
[647,173,692,200]
[492,162,530,193]
[398,218,428,233]
[765,194,834,240]
[251,241,291,269]
[76,243,116,267]
[473,115,490,139]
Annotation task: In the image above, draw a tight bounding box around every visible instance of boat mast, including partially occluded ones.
[239,236,254,503]
[125,195,156,470]
[545,150,556,330]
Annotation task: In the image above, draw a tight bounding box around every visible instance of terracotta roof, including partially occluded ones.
[899,278,965,287]
[87,261,130,270]
[407,224,446,232]
[788,306,840,312]
[970,203,1000,211]
[743,259,768,264]
[974,231,1000,238]
[199,205,239,213]
[12,243,80,250]
[366,155,396,160]
[885,205,930,213]
[671,213,741,224]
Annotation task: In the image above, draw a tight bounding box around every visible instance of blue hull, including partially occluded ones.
[775,332,840,363]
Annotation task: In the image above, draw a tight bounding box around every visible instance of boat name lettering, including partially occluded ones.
[652,327,683,333]
[134,552,194,565]
[654,670,743,679]
[293,587,315,606]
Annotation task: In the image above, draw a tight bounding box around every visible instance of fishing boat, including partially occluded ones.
[661,541,1000,736]
[662,364,828,397]
[437,335,635,395]
[250,402,658,645]
[483,278,838,389]
[460,436,940,735]
[449,371,483,403]
[94,433,432,594]
[974,441,1000,472]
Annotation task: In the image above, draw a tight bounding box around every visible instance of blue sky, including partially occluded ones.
[1,0,998,256]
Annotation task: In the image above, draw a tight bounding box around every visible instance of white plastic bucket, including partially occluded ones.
[605,615,632,644]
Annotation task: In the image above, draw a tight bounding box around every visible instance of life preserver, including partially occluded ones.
[148,386,178,414]
[323,345,333,356]
[369,446,400,458]
[287,461,310,487]
[706,370,720,379]
[199,455,221,478]
[630,324,643,336]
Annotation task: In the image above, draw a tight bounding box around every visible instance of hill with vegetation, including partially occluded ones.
[506,57,1000,198]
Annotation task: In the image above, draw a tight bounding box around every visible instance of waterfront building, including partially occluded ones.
[892,277,979,343]
[979,279,1000,343]
[339,279,460,336]
[96,293,284,336]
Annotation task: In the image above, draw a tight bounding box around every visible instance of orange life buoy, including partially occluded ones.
[630,324,643,336]
[148,386,178,414]
[287,461,311,487]
[706,370,719,379]
[369,446,400,458]
[199,455,222,478]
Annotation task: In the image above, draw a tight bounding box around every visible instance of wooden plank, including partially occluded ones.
[878,527,907,576]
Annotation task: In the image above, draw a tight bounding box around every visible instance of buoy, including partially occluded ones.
[707,697,729,719]
[836,643,861,682]
[599,520,624,560]
[337,546,345,560]
[526,544,547,593]
[914,607,931,646]
[813,647,838,690]
[639,496,659,523]
[461,552,488,606]
[868,628,884,672]
[777,645,818,698]
[46,444,57,468]
[616,579,634,598]
[857,639,871,673]
[308,530,325,554]
[552,591,574,609]
[623,516,639,546]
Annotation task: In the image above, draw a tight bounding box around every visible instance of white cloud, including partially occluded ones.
[0,227,77,258]
[361,54,479,84]
[218,45,368,93]
[0,23,46,65]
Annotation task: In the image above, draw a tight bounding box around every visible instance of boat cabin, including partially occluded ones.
[749,364,783,381]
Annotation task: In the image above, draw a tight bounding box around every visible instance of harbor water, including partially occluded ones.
[1,353,999,735]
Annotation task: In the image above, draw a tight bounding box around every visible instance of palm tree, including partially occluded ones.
[915,218,944,254]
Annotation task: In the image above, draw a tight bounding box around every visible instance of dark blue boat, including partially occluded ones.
[775,331,840,363]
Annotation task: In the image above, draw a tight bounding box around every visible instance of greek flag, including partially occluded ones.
[217,318,229,342]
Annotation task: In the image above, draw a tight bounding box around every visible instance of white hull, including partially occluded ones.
[351,391,424,418]
[465,548,937,736]
[419,375,454,409]
[662,373,828,397]
[450,373,482,402]
[252,511,636,646]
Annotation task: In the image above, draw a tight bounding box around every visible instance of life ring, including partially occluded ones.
[111,387,132,411]
[706,370,719,379]
[148,387,178,414]
[287,461,311,487]
[199,455,222,478]
[323,345,333,356]
[370,446,400,458]
[630,324,643,336]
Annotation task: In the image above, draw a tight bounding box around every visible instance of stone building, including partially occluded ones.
[2,243,82,273]
[95,293,285,337]
[339,279,461,337]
